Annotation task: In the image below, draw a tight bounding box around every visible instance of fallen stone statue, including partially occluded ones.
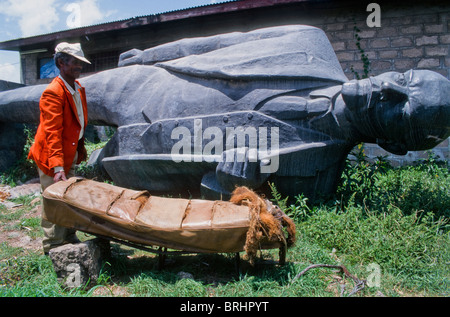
[42,177,296,265]
[0,25,449,200]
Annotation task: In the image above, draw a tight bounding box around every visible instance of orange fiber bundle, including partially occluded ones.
[230,186,296,265]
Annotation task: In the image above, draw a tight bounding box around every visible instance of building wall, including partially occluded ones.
[323,3,449,80]
[19,0,450,164]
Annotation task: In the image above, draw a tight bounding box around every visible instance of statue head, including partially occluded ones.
[342,70,450,155]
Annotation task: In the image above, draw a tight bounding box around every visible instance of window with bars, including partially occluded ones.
[82,50,120,74]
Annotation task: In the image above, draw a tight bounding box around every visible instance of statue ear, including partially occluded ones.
[376,139,407,155]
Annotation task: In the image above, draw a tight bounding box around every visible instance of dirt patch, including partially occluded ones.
[0,229,42,251]
[0,183,43,253]
[91,284,131,297]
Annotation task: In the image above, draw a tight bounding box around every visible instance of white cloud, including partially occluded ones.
[0,0,60,37]
[0,0,116,38]
[64,0,116,28]
[79,0,114,26]
[0,62,21,83]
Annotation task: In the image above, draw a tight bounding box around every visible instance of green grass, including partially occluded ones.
[0,142,449,297]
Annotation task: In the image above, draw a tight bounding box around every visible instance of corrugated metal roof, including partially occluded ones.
[134,0,239,17]
[0,1,242,45]
[43,0,242,38]
[0,0,317,50]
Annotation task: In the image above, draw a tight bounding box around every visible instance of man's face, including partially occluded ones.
[342,70,450,154]
[58,56,83,81]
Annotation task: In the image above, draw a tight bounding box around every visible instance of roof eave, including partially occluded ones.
[0,0,316,51]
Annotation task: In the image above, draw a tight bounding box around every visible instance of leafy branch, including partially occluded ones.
[351,22,371,79]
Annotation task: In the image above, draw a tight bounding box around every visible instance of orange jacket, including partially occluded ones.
[28,76,88,176]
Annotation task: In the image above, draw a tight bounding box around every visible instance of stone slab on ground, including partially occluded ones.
[8,181,41,199]
[0,179,41,209]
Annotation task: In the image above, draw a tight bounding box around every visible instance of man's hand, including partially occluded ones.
[53,170,67,182]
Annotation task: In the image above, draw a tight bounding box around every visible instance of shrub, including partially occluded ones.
[0,126,38,186]
[336,145,449,220]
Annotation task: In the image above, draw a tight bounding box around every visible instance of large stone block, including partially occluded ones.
[48,239,108,289]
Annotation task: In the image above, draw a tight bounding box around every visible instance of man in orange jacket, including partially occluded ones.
[28,42,90,254]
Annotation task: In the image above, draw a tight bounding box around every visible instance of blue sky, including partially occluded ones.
[0,0,223,83]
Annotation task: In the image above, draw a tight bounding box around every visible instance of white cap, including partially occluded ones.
[55,42,91,64]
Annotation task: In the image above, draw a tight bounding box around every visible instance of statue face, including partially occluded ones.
[342,70,450,154]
